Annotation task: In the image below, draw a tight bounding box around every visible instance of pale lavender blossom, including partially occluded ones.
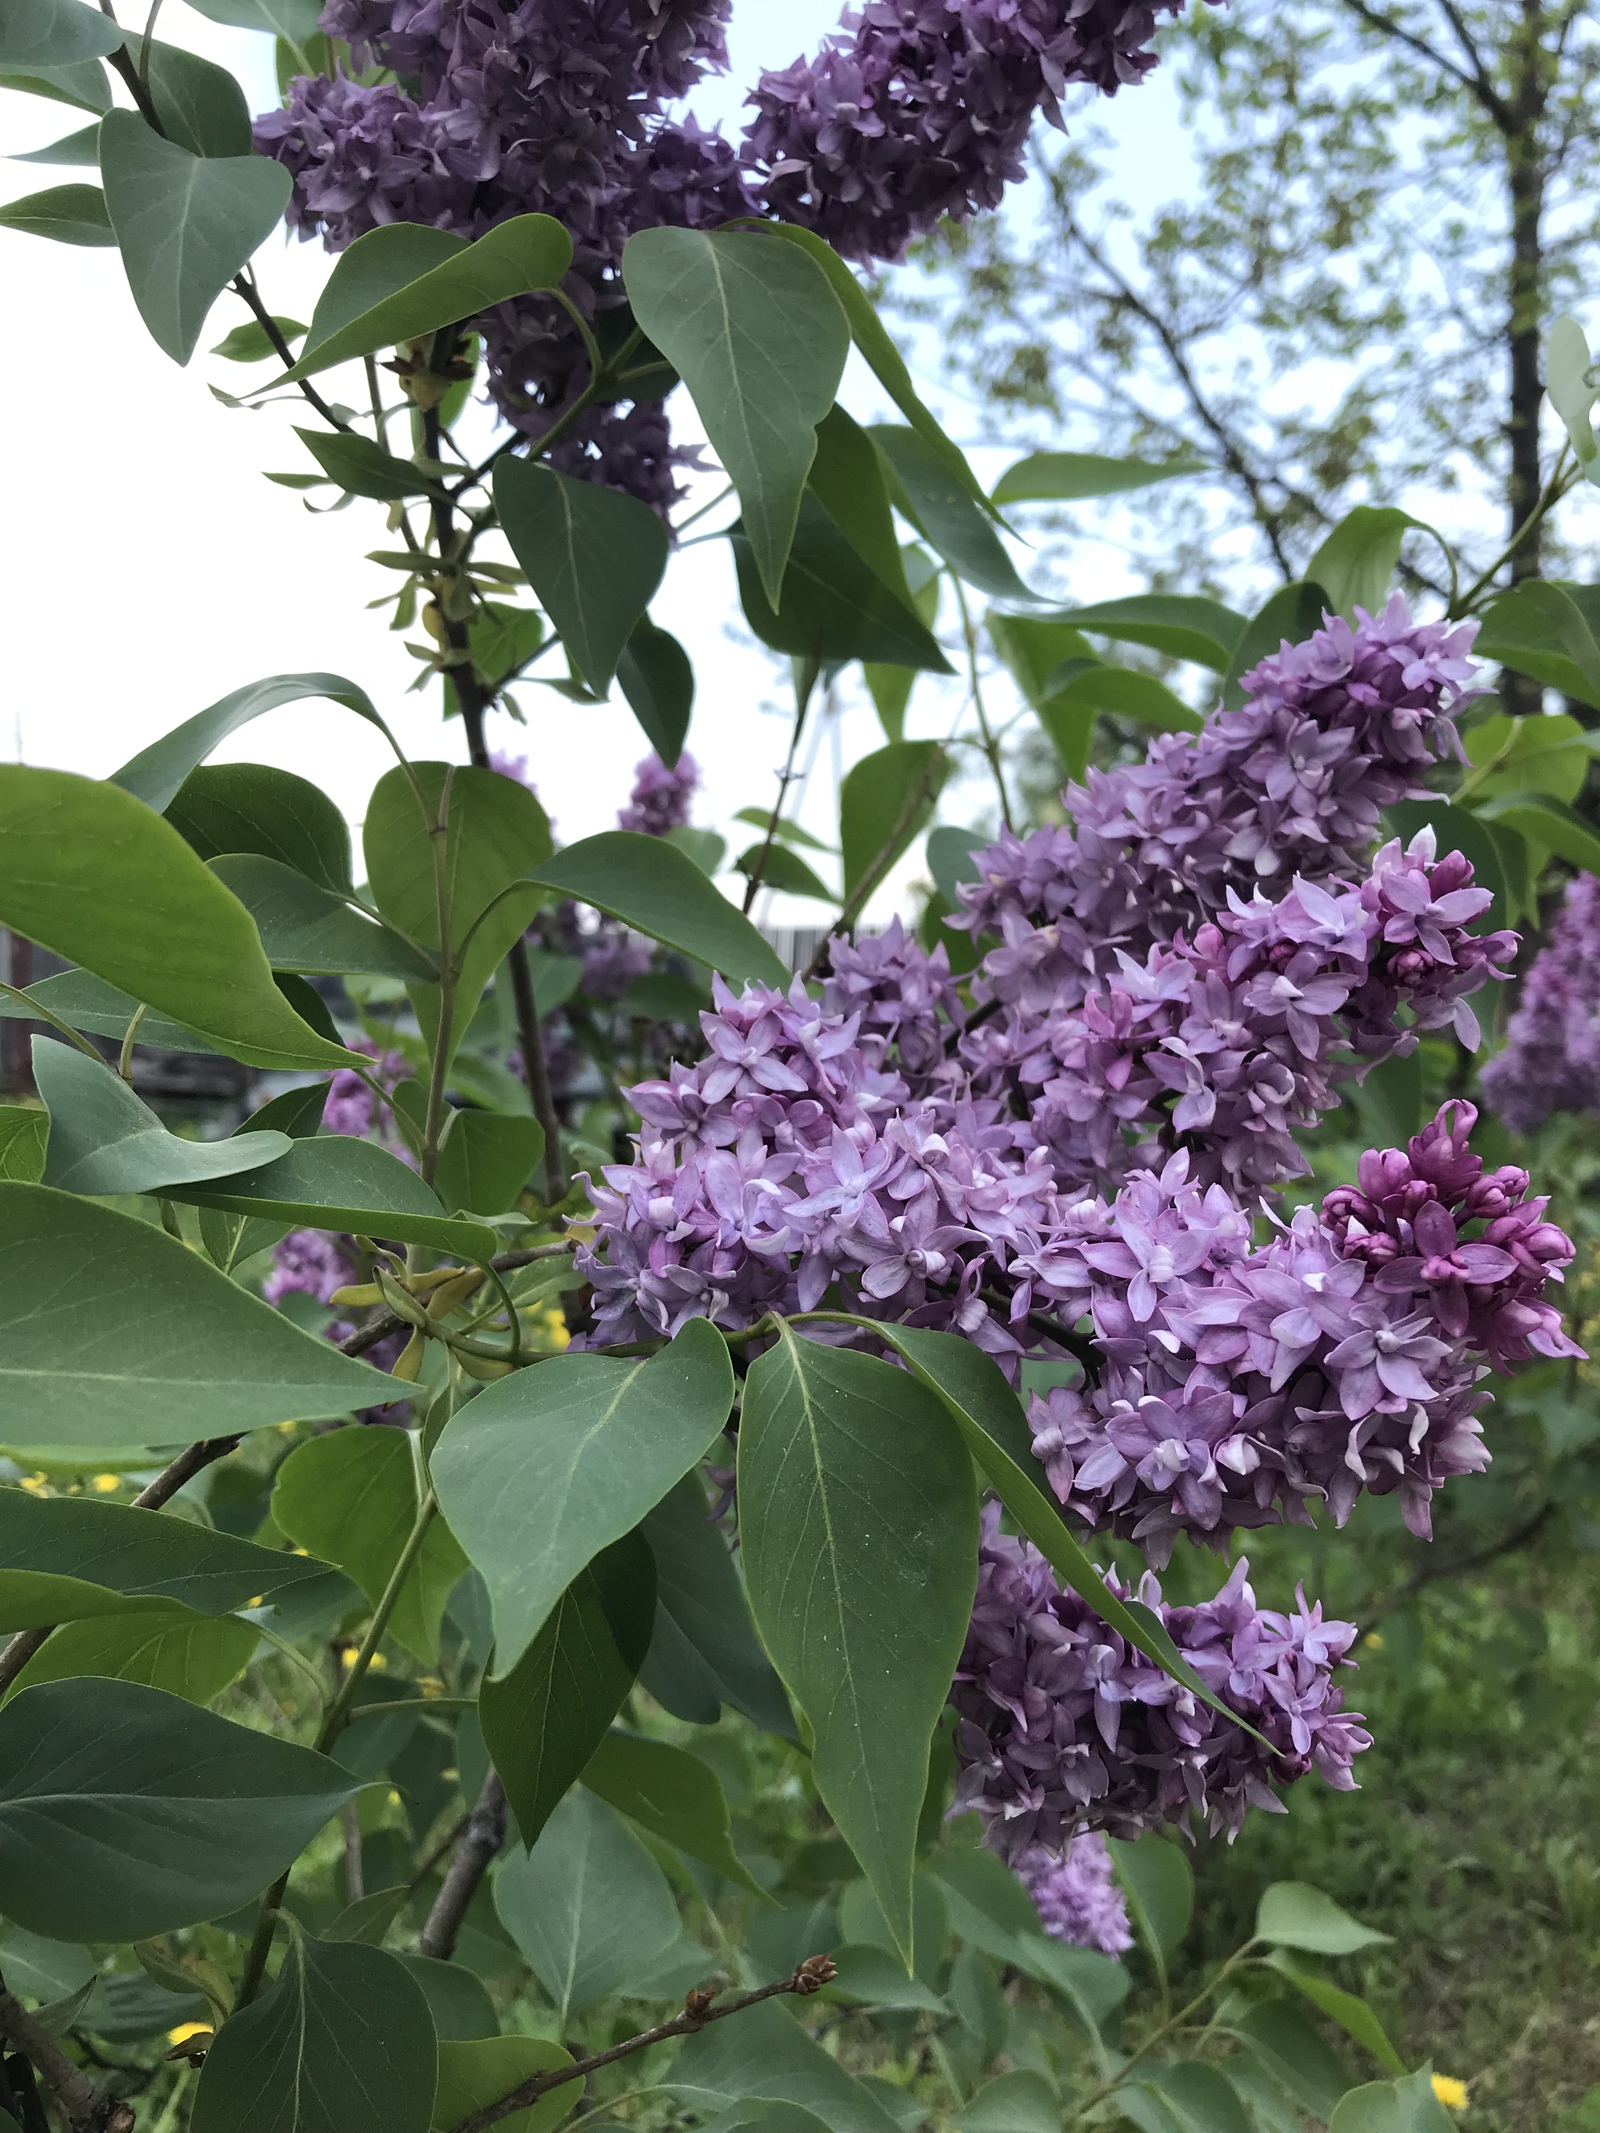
[1015,1836,1133,1956]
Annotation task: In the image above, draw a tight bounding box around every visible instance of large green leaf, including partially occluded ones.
[872,425,1034,602]
[617,619,694,767]
[988,614,1097,704]
[992,451,1203,506]
[665,2001,902,2133]
[1478,789,1600,873]
[0,1110,46,1185]
[480,1534,656,1846]
[0,55,111,109]
[494,462,669,696]
[0,181,112,243]
[732,498,951,671]
[32,1036,290,1196]
[1043,596,1247,672]
[0,1183,392,1447]
[165,1134,498,1261]
[132,34,252,157]
[395,1955,497,2040]
[434,1110,545,1217]
[737,222,990,511]
[738,1328,978,1964]
[808,405,918,604]
[1046,664,1202,734]
[0,1489,331,1628]
[1546,314,1600,477]
[1475,579,1600,706]
[363,760,551,1062]
[280,214,572,381]
[1255,1882,1391,1956]
[0,1678,358,1938]
[208,854,435,982]
[1266,1954,1405,2077]
[99,112,291,364]
[529,832,786,987]
[840,742,948,901]
[1227,1999,1351,2121]
[113,673,399,815]
[930,1849,1128,2040]
[1122,2063,1252,2133]
[637,1472,794,1736]
[0,766,349,1071]
[184,0,321,57]
[863,545,942,742]
[433,2039,576,2133]
[872,1326,1270,1738]
[494,1787,681,2019]
[1107,1835,1193,1974]
[431,1318,734,1676]
[192,1936,437,2133]
[7,1607,256,1705]
[1462,711,1596,805]
[0,0,120,66]
[1305,506,1426,624]
[583,1731,763,1895]
[622,227,849,605]
[0,971,228,1056]
[1327,2068,1456,2133]
[166,761,352,891]
[273,1427,470,1665]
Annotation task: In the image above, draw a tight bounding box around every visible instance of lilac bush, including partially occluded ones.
[574,600,1582,1856]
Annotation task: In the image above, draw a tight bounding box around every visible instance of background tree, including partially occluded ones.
[900,0,1600,671]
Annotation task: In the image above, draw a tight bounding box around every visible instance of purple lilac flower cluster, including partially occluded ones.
[259,0,1197,500]
[952,1507,1371,1849]
[1480,872,1600,1134]
[1015,1834,1133,1955]
[958,599,1480,994]
[745,0,1200,264]
[618,748,699,835]
[1024,1101,1579,1562]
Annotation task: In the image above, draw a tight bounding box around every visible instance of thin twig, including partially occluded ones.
[0,1987,133,2133]
[418,1771,507,1959]
[452,1958,839,2133]
[742,663,819,915]
[0,1435,241,1697]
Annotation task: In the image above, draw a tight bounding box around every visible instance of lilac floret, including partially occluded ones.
[951,1506,1371,1849]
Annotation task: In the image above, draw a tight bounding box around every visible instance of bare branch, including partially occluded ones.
[0,1987,133,2133]
[453,1957,840,2133]
[418,1772,506,1960]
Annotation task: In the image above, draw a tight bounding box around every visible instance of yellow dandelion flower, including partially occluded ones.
[1363,1631,1384,1650]
[18,1476,48,1495]
[167,2023,211,2048]
[1432,2074,1469,2111]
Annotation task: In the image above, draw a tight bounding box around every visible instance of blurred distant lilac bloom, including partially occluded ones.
[1016,1836,1133,1955]
[619,750,699,835]
[1481,871,1600,1132]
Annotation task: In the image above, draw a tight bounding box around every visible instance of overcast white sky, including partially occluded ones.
[0,3,1191,923]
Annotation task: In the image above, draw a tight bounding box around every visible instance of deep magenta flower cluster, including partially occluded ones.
[952,1507,1371,1849]
[1025,1100,1578,1563]
[1480,871,1600,1135]
[258,0,1196,501]
[1015,1834,1133,1955]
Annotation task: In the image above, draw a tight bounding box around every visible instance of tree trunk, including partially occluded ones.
[1502,0,1550,711]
